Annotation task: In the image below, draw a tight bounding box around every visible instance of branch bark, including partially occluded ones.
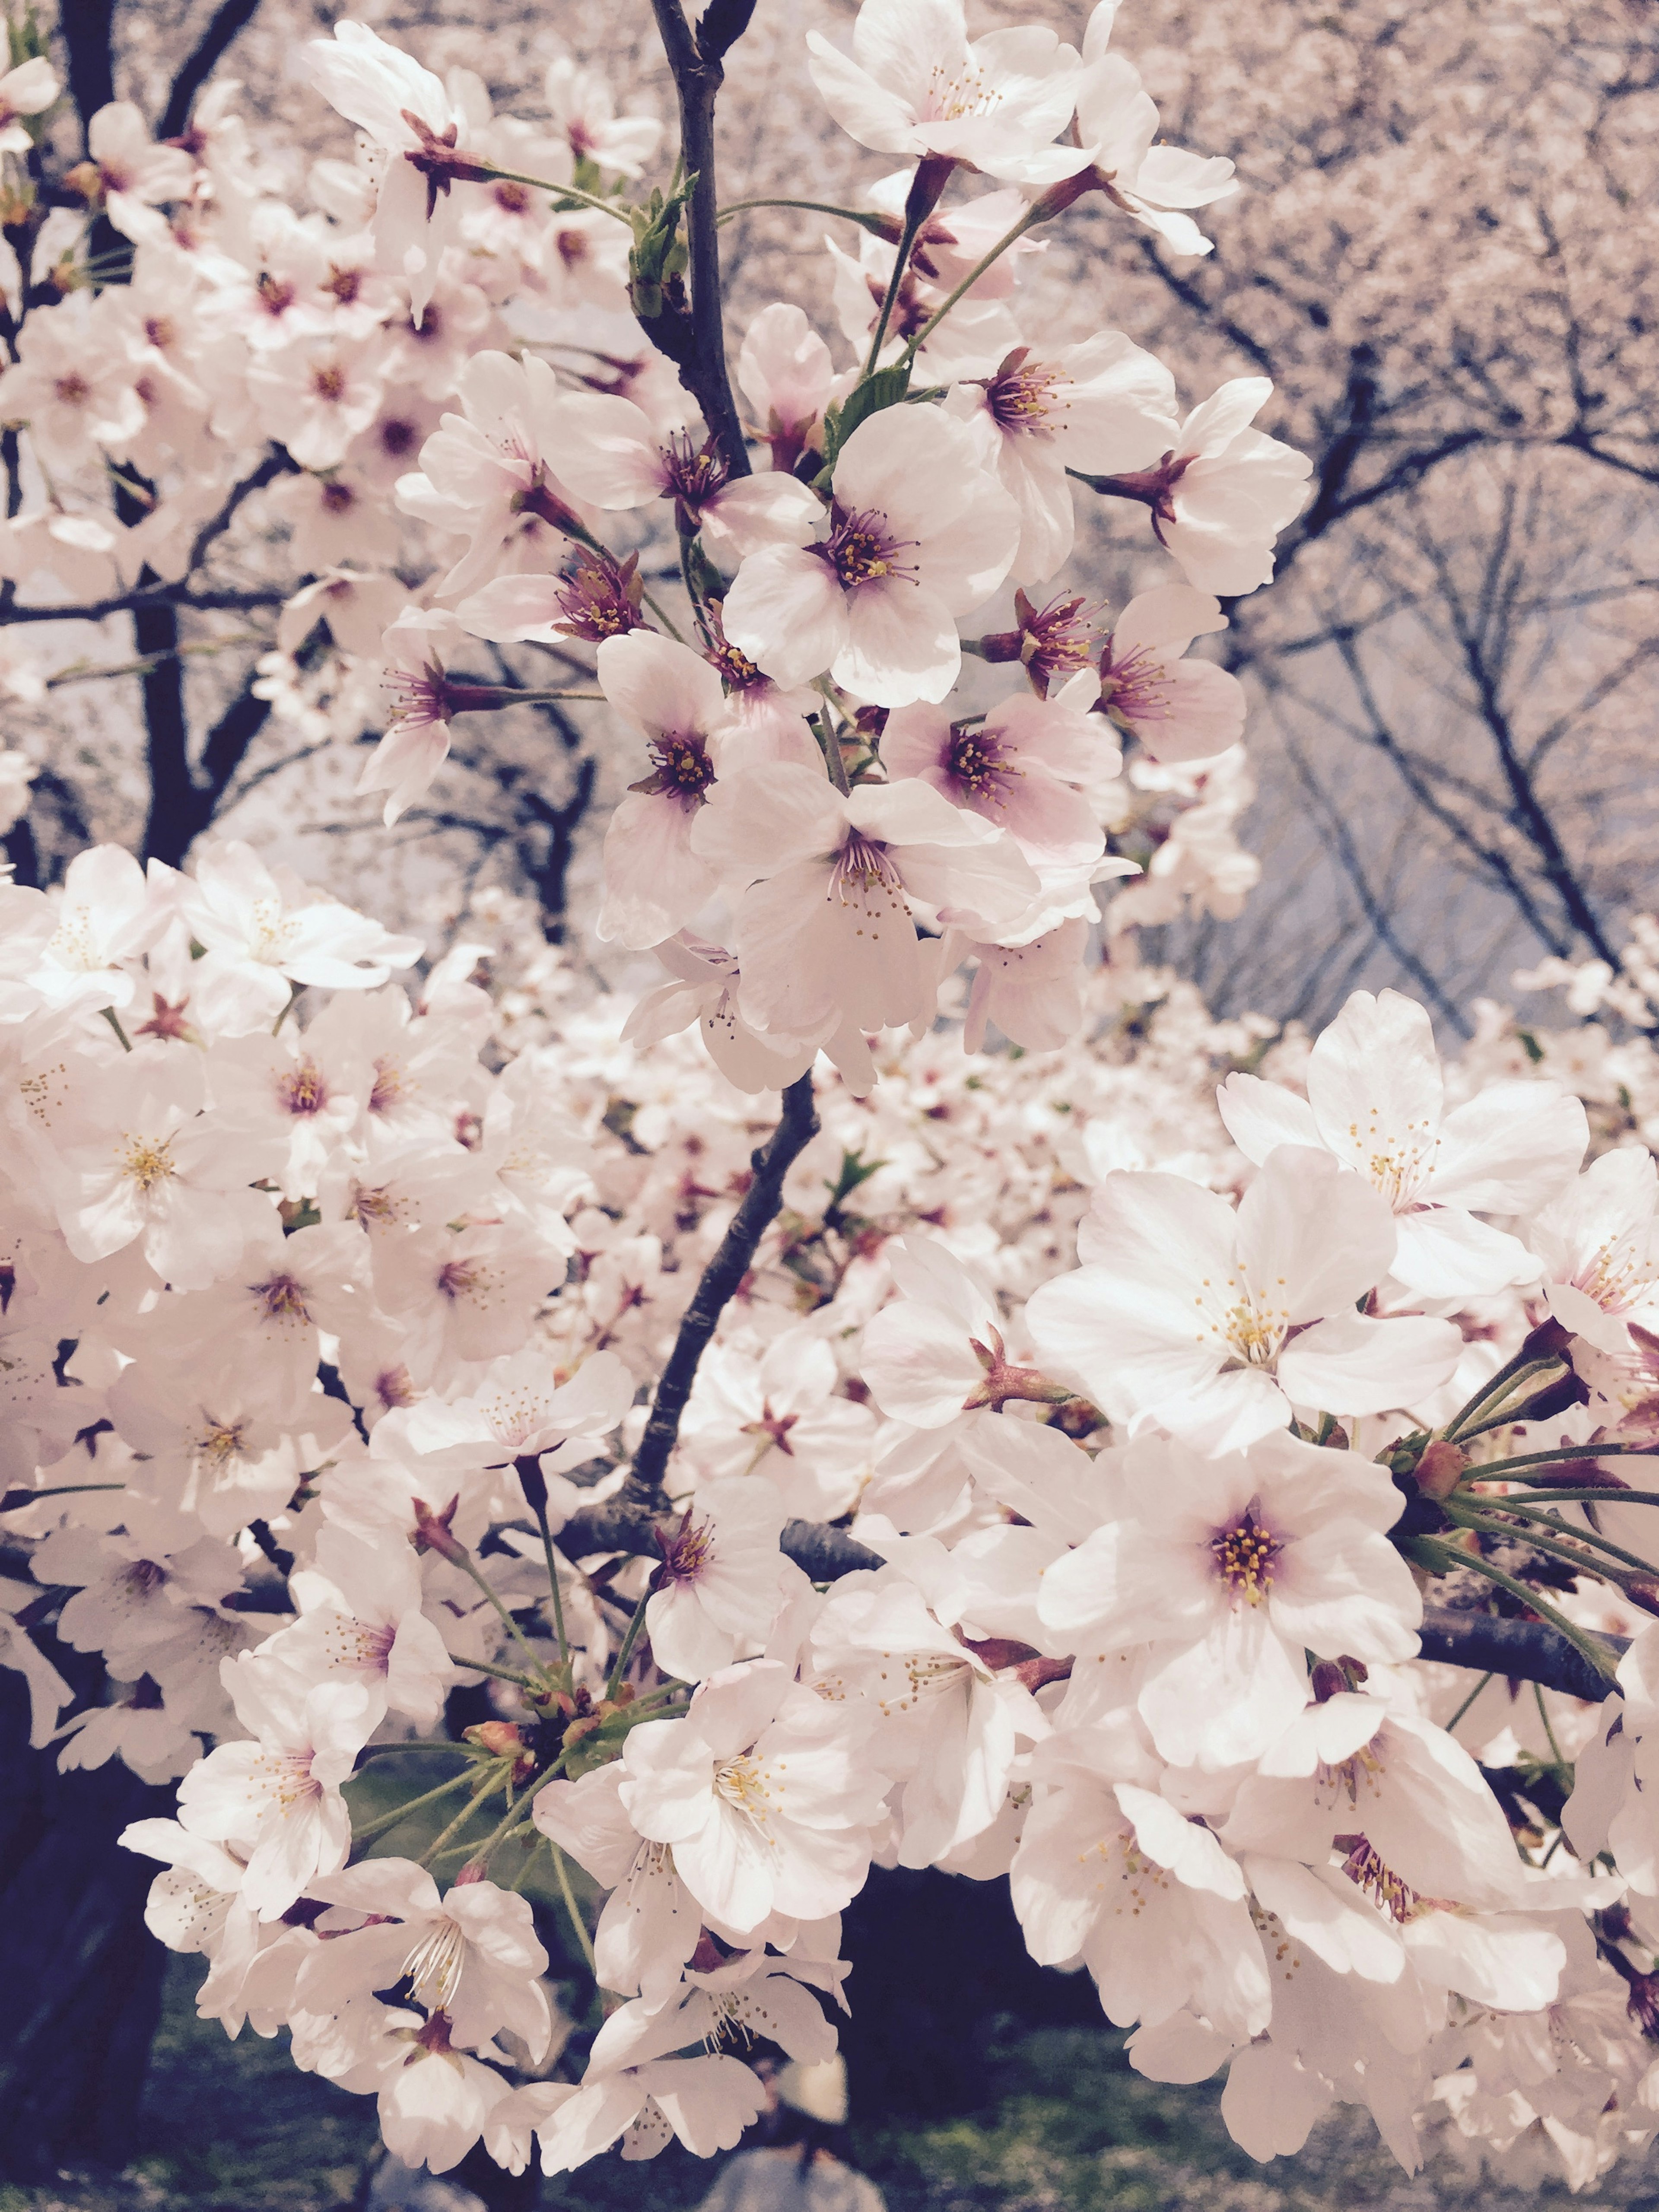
[645,0,755,477]
[159,0,263,140]
[628,1071,819,1501]
[1418,1605,1626,1703]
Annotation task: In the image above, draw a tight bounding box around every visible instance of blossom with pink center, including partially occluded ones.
[620,935,825,1096]
[595,632,735,950]
[175,1653,375,1919]
[1091,378,1312,598]
[947,335,1178,585]
[1533,1148,1659,1355]
[882,678,1112,867]
[394,350,589,597]
[805,0,1090,187]
[1073,6,1239,258]
[1096,584,1246,763]
[549,391,821,564]
[720,407,1018,707]
[304,23,483,322]
[962,916,1093,1052]
[543,53,661,178]
[690,762,1037,1038]
[644,1475,805,1682]
[357,608,470,826]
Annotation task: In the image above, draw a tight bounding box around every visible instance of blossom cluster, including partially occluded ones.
[3,0,1659,2197]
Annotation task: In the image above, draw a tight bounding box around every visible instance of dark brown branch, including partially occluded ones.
[0,588,288,626]
[159,0,262,140]
[645,0,754,477]
[554,1497,883,1584]
[1419,1605,1626,1703]
[631,1072,818,1498]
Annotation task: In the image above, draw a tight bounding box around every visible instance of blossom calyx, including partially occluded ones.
[960,1325,1072,1412]
[411,1493,467,1563]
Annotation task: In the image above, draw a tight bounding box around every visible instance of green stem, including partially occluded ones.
[100,1007,132,1052]
[350,1768,476,1848]
[477,164,634,224]
[642,588,686,642]
[1463,1444,1656,1478]
[717,197,893,234]
[533,1503,571,1669]
[1487,1487,1659,1508]
[864,201,929,377]
[445,1651,540,1689]
[1535,1681,1570,1774]
[454,1553,553,1688]
[606,1588,652,1699]
[898,206,1040,366]
[461,1764,561,1872]
[1446,1497,1659,1580]
[1444,1671,1494,1734]
[1409,1536,1622,1684]
[1444,1352,1568,1441]
[420,1778,503,1869]
[550,1840,597,1971]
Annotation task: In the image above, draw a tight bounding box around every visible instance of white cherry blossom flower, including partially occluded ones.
[1025,1147,1463,1454]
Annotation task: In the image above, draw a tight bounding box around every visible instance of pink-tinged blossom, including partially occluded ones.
[1073,7,1239,257]
[618,1660,889,1932]
[175,1655,374,1918]
[1038,1430,1420,1768]
[883,678,1110,868]
[85,103,197,246]
[302,1857,553,2059]
[1218,988,1588,1298]
[543,54,661,177]
[805,0,1089,186]
[539,2055,765,2170]
[1096,585,1246,763]
[645,1476,805,1683]
[1531,1147,1659,1355]
[1025,1147,1463,1454]
[35,1042,277,1290]
[303,23,481,322]
[394,349,588,597]
[947,335,1178,585]
[595,632,728,950]
[551,392,821,563]
[621,936,823,1097]
[737,305,837,473]
[260,1524,456,1729]
[680,1330,879,1519]
[1100,378,1312,598]
[691,763,1037,1039]
[721,408,1019,707]
[356,609,470,828]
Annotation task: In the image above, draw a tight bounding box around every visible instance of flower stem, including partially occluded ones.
[477,163,634,224]
[718,197,894,233]
[350,1768,477,1849]
[550,1841,597,1971]
[1444,1670,1494,1733]
[606,1588,652,1699]
[898,204,1040,367]
[445,1651,541,1689]
[1446,1496,1659,1580]
[454,1552,554,1688]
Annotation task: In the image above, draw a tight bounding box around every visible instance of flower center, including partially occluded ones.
[658,1512,716,1587]
[1196,1259,1290,1368]
[251,1272,312,1326]
[946,723,1018,805]
[630,730,714,806]
[1334,1832,1419,1921]
[276,1056,330,1117]
[1573,1236,1656,1316]
[985,353,1064,435]
[921,58,999,122]
[661,431,728,518]
[713,1752,777,1833]
[1209,1504,1281,1604]
[193,1417,247,1469]
[119,1133,177,1192]
[404,1917,468,2008]
[312,362,347,403]
[817,505,917,592]
[55,371,91,406]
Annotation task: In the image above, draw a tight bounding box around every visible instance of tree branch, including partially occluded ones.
[645,0,754,477]
[630,1071,818,1499]
[1418,1605,1626,1703]
[159,0,262,140]
[554,1497,882,1583]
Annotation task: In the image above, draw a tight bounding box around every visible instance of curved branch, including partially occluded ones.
[630,1071,819,1499]
[159,0,262,140]
[1418,1605,1626,1703]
